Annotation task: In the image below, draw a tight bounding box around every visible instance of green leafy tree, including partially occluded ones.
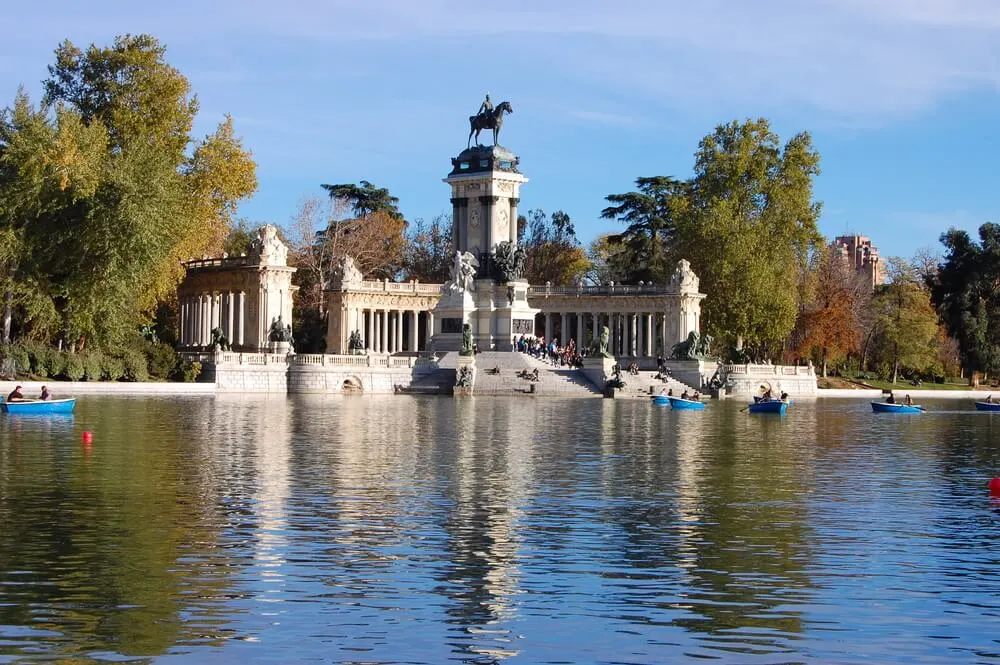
[677,118,823,356]
[874,259,939,383]
[320,180,402,220]
[585,233,631,285]
[403,214,452,283]
[600,176,687,283]
[518,209,590,285]
[931,224,1000,385]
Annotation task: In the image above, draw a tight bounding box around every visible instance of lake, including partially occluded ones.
[2,395,1000,663]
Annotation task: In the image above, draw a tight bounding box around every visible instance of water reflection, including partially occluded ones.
[3,396,1000,663]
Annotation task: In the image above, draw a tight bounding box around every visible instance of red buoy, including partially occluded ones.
[989,477,1000,496]
[82,431,93,443]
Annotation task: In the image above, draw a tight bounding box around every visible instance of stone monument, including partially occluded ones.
[431,93,538,352]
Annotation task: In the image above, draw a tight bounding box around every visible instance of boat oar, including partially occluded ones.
[739,404,752,413]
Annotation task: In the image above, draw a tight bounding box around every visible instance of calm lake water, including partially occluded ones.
[2,395,1000,664]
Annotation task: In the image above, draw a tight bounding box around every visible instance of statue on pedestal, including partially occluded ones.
[460,323,474,356]
[494,241,526,282]
[347,330,364,355]
[444,251,479,294]
[589,325,613,359]
[468,94,515,148]
[670,331,713,360]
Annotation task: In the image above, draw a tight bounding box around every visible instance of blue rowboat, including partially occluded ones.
[1,398,76,414]
[870,401,923,414]
[747,399,788,415]
[975,401,1000,412]
[652,395,670,405]
[668,396,705,410]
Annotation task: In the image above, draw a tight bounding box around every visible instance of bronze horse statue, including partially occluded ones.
[468,101,513,148]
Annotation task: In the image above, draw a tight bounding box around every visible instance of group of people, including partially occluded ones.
[759,386,790,402]
[6,385,51,402]
[884,391,914,405]
[660,388,702,400]
[515,335,584,368]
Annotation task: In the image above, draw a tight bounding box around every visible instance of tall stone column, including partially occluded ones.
[381,310,389,354]
[576,313,584,349]
[609,313,617,355]
[236,292,245,347]
[592,312,599,341]
[561,312,569,346]
[226,292,235,342]
[545,312,554,342]
[426,312,434,350]
[409,310,418,352]
[645,313,653,357]
[366,309,374,351]
[660,313,668,358]
[396,310,404,353]
[630,313,638,356]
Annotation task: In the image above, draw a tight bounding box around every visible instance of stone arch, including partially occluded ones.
[341,376,364,393]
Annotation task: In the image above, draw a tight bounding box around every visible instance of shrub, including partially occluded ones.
[119,349,149,382]
[63,353,85,381]
[45,347,65,378]
[101,355,125,381]
[1,343,29,376]
[180,360,202,383]
[143,341,177,379]
[83,352,103,381]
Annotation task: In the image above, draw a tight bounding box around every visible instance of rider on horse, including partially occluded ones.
[477,93,493,120]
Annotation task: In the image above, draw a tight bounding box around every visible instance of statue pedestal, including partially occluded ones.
[454,354,476,396]
[583,356,618,397]
[431,287,477,352]
[475,279,537,351]
[663,359,713,391]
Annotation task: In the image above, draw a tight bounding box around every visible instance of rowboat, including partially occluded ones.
[974,401,1000,412]
[747,399,788,415]
[1,398,76,414]
[668,396,705,410]
[870,401,922,414]
[652,395,670,405]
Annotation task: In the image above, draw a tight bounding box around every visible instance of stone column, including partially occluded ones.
[396,310,404,353]
[199,294,208,346]
[645,314,656,358]
[236,292,245,347]
[426,312,434,348]
[226,292,234,342]
[609,313,617,355]
[660,313,668,358]
[630,313,638,356]
[592,312,600,341]
[480,195,498,254]
[545,312,554,342]
[409,310,418,352]
[561,312,569,346]
[576,313,584,350]
[366,309,374,351]
[381,310,389,354]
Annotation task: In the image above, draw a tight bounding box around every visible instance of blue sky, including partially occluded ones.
[3,0,999,259]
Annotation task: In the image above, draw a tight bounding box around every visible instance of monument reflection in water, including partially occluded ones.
[2,396,1000,663]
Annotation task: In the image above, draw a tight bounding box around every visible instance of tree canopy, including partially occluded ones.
[518,209,589,285]
[600,176,686,283]
[0,35,256,349]
[931,224,1000,382]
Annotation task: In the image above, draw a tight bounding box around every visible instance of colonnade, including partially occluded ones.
[535,311,673,357]
[180,291,246,348]
[353,308,434,354]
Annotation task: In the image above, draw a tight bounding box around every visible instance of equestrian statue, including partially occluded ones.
[468,92,514,148]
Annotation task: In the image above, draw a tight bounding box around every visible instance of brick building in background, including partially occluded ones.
[831,235,883,289]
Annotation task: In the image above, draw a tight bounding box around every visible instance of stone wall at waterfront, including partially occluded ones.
[191,352,451,395]
[720,363,818,396]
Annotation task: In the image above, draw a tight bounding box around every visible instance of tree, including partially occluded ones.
[600,176,687,283]
[518,209,589,285]
[320,180,402,219]
[795,245,867,377]
[0,36,256,350]
[932,224,1000,385]
[677,118,823,357]
[585,233,631,285]
[402,214,452,283]
[873,259,939,384]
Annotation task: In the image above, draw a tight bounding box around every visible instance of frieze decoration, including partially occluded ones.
[496,181,513,193]
[469,209,480,229]
[498,209,509,235]
[464,183,482,193]
[512,319,534,334]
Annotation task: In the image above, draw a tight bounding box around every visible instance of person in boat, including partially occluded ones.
[987,394,994,404]
[680,390,689,399]
[39,386,51,400]
[692,391,700,400]
[6,385,24,401]
[760,385,773,400]
[885,391,895,404]
[780,391,789,402]
[904,394,913,405]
